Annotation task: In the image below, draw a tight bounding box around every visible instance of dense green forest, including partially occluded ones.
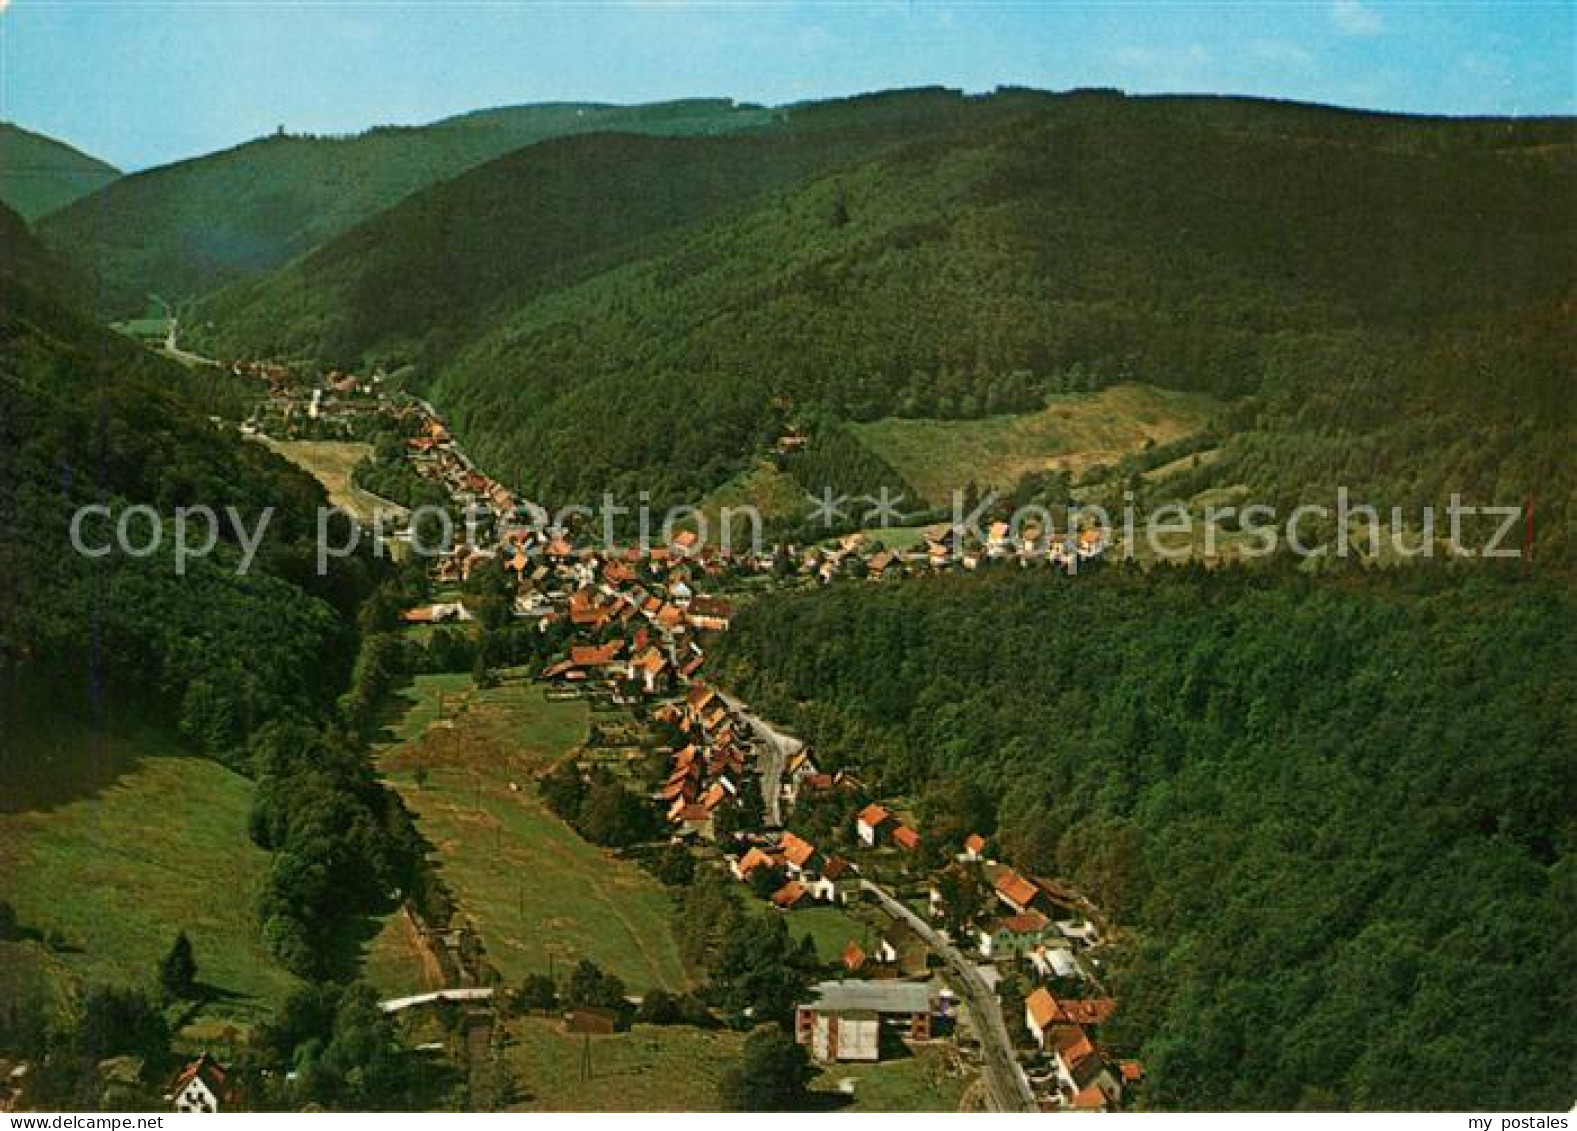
[38,98,777,315]
[0,202,366,764]
[0,203,430,992]
[190,87,1046,367]
[191,90,1576,556]
[0,123,118,223]
[708,565,1576,1110]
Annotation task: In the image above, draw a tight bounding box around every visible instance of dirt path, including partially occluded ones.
[401,904,449,991]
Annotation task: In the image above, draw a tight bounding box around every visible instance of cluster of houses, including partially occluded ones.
[649,683,755,838]
[233,359,386,434]
[729,829,860,910]
[710,784,1139,1111]
[403,414,520,519]
[799,521,1107,585]
[226,360,1141,1112]
[953,860,1136,1111]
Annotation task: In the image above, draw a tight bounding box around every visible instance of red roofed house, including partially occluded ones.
[805,854,860,905]
[569,641,623,669]
[1071,1082,1113,1112]
[732,846,780,881]
[978,910,1055,959]
[779,832,819,876]
[856,803,895,847]
[628,647,670,694]
[1025,986,1060,1048]
[771,880,808,909]
[167,1053,240,1113]
[993,869,1042,914]
[1049,1025,1119,1106]
[891,824,921,853]
[961,832,988,861]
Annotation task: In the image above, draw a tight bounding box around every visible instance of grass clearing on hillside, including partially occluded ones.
[696,458,806,531]
[378,679,688,991]
[254,438,401,523]
[853,383,1221,505]
[362,907,446,1000]
[0,738,294,1034]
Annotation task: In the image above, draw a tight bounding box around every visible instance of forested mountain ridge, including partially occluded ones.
[190,86,1059,367]
[35,98,777,315]
[192,90,1574,549]
[0,202,368,765]
[708,566,1577,1110]
[0,123,119,222]
[440,104,1574,514]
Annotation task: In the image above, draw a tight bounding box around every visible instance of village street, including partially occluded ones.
[860,881,1039,1114]
[715,689,800,828]
[160,319,220,368]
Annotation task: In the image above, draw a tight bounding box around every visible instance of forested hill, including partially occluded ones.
[192,91,1576,553]
[0,123,119,222]
[708,567,1577,1110]
[36,98,774,315]
[191,86,1052,366]
[0,202,368,768]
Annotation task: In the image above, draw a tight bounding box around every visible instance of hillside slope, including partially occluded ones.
[191,86,1054,365]
[0,201,363,764]
[37,99,773,315]
[0,123,119,221]
[433,97,1572,543]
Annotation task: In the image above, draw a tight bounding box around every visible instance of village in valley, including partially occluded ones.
[168,356,1146,1114]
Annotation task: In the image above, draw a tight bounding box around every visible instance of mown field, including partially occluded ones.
[500,1016,744,1111]
[0,720,295,1036]
[779,903,874,966]
[376,676,689,992]
[852,383,1220,505]
[497,1016,968,1112]
[254,438,401,524]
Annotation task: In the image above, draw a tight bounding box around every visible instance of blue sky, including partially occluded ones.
[3,1,1572,170]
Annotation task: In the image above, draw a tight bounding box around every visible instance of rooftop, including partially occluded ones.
[803,979,934,1015]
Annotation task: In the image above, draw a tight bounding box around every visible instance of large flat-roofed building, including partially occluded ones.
[795,980,935,1062]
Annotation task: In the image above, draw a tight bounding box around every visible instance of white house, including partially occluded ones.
[167,1054,235,1113]
[856,802,895,847]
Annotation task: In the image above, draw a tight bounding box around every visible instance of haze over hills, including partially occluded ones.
[0,123,119,222]
[35,98,777,315]
[192,88,1577,556]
